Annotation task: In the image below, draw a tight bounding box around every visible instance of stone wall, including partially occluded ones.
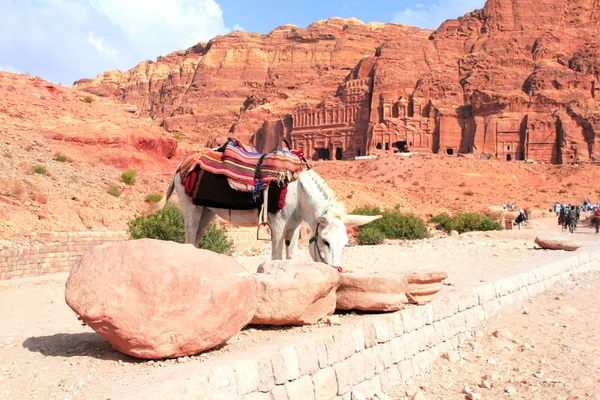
[129,247,600,399]
[0,231,128,280]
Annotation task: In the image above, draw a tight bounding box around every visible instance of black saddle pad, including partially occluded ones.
[192,170,260,210]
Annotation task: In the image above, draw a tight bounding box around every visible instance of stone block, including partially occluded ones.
[257,356,275,393]
[362,321,378,348]
[482,298,501,319]
[400,306,427,333]
[333,330,355,361]
[379,342,394,369]
[333,360,352,395]
[324,334,341,365]
[284,375,315,400]
[314,337,329,368]
[401,330,419,356]
[389,337,405,363]
[373,318,392,343]
[372,345,386,373]
[430,295,458,321]
[271,352,288,385]
[208,365,237,399]
[379,366,401,393]
[281,347,300,381]
[361,347,376,379]
[348,352,366,385]
[397,359,414,382]
[412,347,439,373]
[271,385,289,400]
[369,375,382,395]
[390,312,404,335]
[352,379,377,399]
[312,366,338,400]
[234,359,260,395]
[294,342,319,376]
[463,306,485,329]
[351,326,366,352]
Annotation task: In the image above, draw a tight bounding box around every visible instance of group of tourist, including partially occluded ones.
[553,199,600,232]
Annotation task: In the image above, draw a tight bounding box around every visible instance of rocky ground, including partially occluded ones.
[391,270,600,400]
[1,218,598,399]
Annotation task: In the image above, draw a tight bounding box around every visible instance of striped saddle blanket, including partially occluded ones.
[180,139,306,193]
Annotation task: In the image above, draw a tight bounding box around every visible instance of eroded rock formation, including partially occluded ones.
[76,1,600,164]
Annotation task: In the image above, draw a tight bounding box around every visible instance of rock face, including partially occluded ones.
[77,1,600,164]
[405,272,449,305]
[534,236,582,251]
[73,19,424,146]
[251,260,341,325]
[336,273,410,311]
[65,239,257,359]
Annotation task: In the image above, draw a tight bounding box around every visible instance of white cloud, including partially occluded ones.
[88,32,118,58]
[392,0,486,30]
[87,0,228,58]
[0,64,20,73]
[233,24,244,32]
[0,0,231,85]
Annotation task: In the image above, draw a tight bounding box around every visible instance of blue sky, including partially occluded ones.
[0,0,485,86]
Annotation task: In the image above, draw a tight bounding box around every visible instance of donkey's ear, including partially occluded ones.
[344,214,382,227]
[317,215,329,225]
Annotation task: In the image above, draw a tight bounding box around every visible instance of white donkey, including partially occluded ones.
[151,168,381,271]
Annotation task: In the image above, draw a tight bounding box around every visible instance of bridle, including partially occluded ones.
[308,205,343,272]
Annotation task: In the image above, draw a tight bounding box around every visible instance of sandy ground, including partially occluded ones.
[0,218,599,399]
[392,270,600,400]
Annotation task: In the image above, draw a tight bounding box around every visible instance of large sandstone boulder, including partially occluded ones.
[336,273,410,311]
[535,236,581,251]
[405,271,448,305]
[251,260,341,325]
[65,239,257,359]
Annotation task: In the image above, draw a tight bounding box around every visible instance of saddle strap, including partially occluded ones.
[254,153,268,182]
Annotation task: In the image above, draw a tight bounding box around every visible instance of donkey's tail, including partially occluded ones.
[144,171,177,216]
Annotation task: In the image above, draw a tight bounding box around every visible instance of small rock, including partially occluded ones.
[492,329,513,339]
[505,386,517,395]
[487,358,497,365]
[480,379,492,389]
[522,307,529,315]
[520,343,531,351]
[463,386,472,394]
[534,371,544,378]
[466,393,481,400]
[442,351,461,363]
[324,315,341,326]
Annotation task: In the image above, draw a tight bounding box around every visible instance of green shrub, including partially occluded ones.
[145,193,162,204]
[84,95,94,103]
[107,185,121,197]
[198,223,234,255]
[353,206,428,241]
[127,204,233,254]
[121,169,136,185]
[128,203,184,242]
[172,134,181,142]
[54,152,68,162]
[32,165,47,175]
[358,225,385,245]
[431,212,503,234]
[430,213,454,231]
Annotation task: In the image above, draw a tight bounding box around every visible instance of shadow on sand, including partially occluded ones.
[22,332,138,363]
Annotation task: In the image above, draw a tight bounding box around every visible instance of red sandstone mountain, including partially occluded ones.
[75,1,600,165]
[73,18,427,147]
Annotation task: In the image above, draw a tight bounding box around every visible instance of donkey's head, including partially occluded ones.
[308,212,382,271]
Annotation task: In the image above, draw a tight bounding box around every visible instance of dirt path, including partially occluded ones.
[0,218,598,399]
[391,271,600,400]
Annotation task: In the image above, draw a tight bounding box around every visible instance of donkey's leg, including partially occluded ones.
[284,224,301,260]
[184,205,204,244]
[269,214,286,260]
[193,208,216,247]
